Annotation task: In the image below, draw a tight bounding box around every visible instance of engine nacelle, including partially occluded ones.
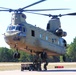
[55,28,63,37]
[55,29,67,37]
[62,31,67,37]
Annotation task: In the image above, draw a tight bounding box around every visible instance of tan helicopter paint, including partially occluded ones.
[5,13,66,56]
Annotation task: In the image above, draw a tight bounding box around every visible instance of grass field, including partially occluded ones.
[0,62,76,71]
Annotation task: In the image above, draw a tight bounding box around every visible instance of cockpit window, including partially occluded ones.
[7,26,15,31]
[6,25,26,32]
[16,26,22,31]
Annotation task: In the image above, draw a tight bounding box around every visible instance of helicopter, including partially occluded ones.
[1,0,76,71]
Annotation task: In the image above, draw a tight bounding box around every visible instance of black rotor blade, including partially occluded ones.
[62,12,76,16]
[0,9,14,12]
[0,10,9,11]
[0,7,15,12]
[21,0,46,10]
[0,7,11,10]
[23,8,69,11]
[25,11,52,17]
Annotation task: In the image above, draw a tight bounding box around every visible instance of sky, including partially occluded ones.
[0,0,76,48]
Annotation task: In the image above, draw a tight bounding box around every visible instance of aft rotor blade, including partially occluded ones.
[24,8,69,11]
[21,0,46,10]
[62,12,76,16]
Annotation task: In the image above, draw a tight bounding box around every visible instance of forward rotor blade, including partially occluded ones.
[0,9,14,12]
[21,0,46,10]
[0,7,11,10]
[25,12,52,17]
[24,8,69,11]
[0,10,9,11]
[0,7,15,12]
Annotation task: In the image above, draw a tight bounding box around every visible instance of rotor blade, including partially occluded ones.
[0,7,15,12]
[62,12,76,16]
[0,7,11,10]
[25,11,52,17]
[21,0,46,10]
[0,10,9,11]
[0,9,14,12]
[23,8,69,11]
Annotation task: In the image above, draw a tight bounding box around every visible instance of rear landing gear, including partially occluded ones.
[62,55,66,62]
[21,51,48,71]
[33,51,48,71]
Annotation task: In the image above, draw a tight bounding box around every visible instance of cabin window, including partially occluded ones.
[31,30,35,37]
[46,36,48,40]
[52,38,57,43]
[52,39,54,43]
[40,34,42,38]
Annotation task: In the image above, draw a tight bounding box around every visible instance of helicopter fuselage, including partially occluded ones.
[4,13,66,56]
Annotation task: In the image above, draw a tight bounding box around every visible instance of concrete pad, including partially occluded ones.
[0,69,76,75]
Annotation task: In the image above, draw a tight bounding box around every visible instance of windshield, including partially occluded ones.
[16,26,22,31]
[7,26,15,31]
[6,25,26,32]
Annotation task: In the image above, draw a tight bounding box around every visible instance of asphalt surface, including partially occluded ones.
[0,69,76,75]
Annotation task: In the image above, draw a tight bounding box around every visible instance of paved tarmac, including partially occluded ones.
[0,69,76,75]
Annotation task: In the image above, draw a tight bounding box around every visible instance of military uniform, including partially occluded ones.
[41,51,48,70]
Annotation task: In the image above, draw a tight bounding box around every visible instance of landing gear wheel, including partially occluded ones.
[13,52,20,58]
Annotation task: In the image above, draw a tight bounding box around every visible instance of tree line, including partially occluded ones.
[0,37,76,62]
[0,47,30,62]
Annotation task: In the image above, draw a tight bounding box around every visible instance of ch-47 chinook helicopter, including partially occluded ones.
[1,0,76,71]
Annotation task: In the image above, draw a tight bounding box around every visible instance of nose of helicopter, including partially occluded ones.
[4,31,21,44]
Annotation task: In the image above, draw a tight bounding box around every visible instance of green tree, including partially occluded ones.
[67,37,76,62]
[18,51,30,62]
[0,47,30,62]
[0,47,14,62]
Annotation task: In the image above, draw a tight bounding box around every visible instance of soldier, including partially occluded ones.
[41,50,48,71]
[33,53,42,71]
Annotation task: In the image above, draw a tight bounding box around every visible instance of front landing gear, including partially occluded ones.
[13,49,20,59]
[13,44,20,59]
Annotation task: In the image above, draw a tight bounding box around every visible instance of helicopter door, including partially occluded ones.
[20,26,26,37]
